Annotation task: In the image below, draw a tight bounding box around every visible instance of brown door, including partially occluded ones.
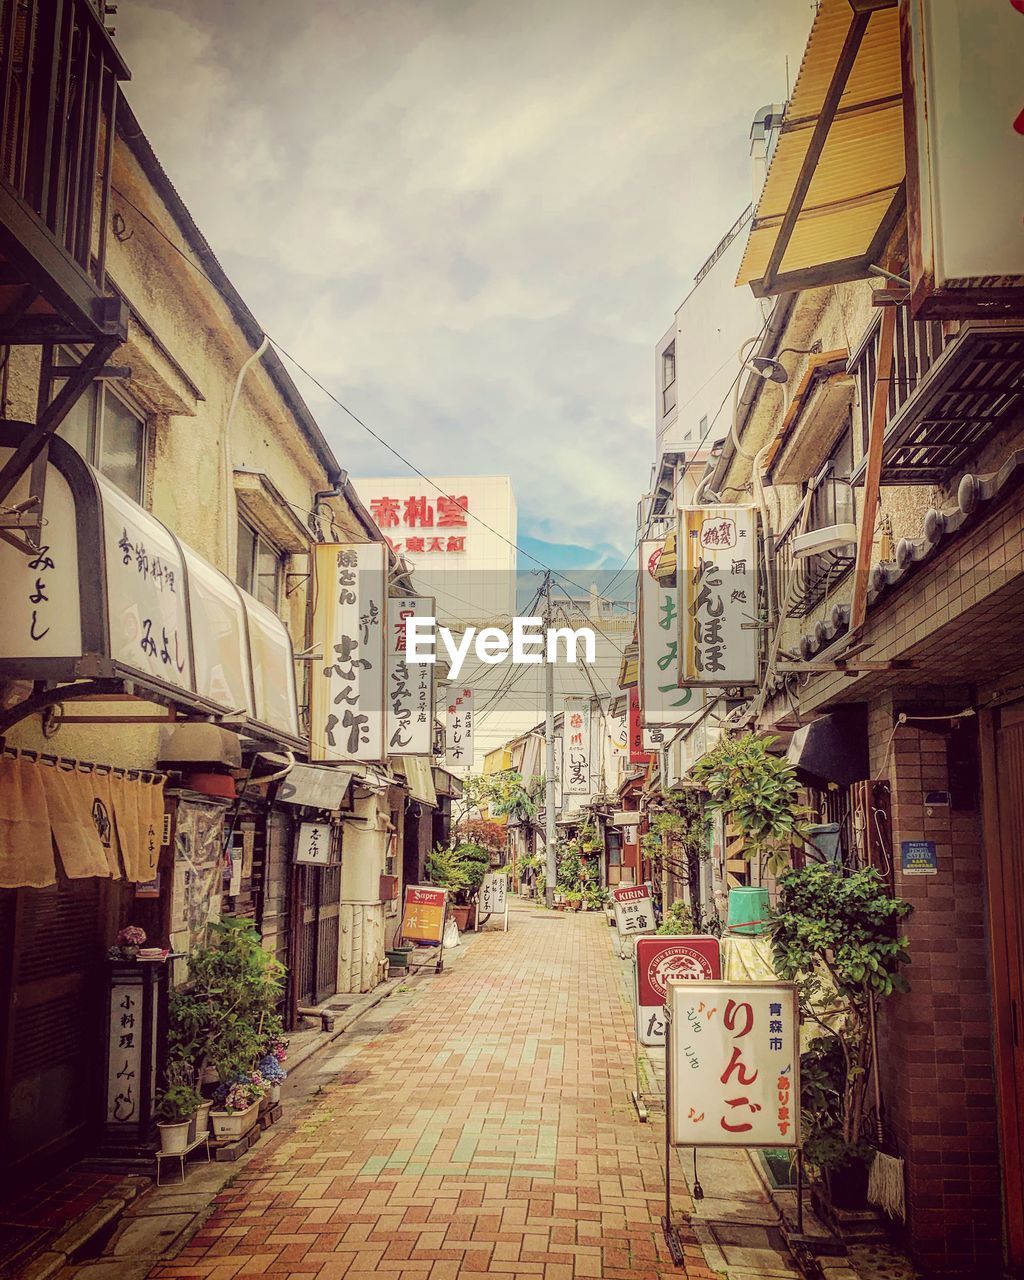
[0,879,108,1190]
[296,856,341,1009]
[984,701,1024,1266]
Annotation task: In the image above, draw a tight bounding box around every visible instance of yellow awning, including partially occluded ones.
[737,0,904,297]
[653,529,676,584]
[617,640,639,690]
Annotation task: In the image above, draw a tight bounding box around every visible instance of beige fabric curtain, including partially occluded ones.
[88,771,125,880]
[0,756,56,888]
[111,773,165,882]
[41,765,111,880]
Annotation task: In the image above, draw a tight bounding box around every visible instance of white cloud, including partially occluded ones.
[117,0,811,558]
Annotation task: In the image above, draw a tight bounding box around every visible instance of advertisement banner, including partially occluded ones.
[387,595,435,755]
[634,935,721,1046]
[628,685,654,766]
[400,885,448,944]
[667,980,800,1149]
[445,686,474,766]
[562,697,592,796]
[310,542,387,762]
[677,506,758,687]
[639,538,705,726]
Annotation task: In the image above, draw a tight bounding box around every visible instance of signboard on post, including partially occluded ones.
[400,885,448,944]
[294,821,332,866]
[677,506,758,687]
[387,595,435,755]
[562,697,592,796]
[445,687,474,767]
[480,872,509,931]
[667,980,800,1148]
[611,884,657,947]
[634,936,722,1047]
[310,542,387,762]
[639,539,704,727]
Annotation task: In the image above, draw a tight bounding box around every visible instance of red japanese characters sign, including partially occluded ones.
[400,885,448,944]
[368,493,469,557]
[635,935,721,1046]
[667,980,800,1149]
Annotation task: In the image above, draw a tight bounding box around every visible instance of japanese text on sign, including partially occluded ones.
[369,493,469,557]
[295,821,332,866]
[678,506,758,687]
[445,687,474,766]
[562,697,592,796]
[106,983,143,1124]
[401,885,447,944]
[667,980,800,1148]
[611,884,657,938]
[639,539,704,727]
[387,595,435,755]
[634,935,721,1047]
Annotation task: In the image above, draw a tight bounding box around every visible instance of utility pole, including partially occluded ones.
[543,571,557,908]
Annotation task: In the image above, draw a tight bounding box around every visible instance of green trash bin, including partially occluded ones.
[727,886,770,935]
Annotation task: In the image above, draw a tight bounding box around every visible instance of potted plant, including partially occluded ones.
[563,890,583,912]
[256,1052,287,1105]
[657,899,696,935]
[209,1072,265,1139]
[155,1061,201,1154]
[107,924,148,962]
[769,864,912,1210]
[583,886,608,912]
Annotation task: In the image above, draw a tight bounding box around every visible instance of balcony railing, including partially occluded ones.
[0,0,129,338]
[772,463,857,620]
[849,303,1024,485]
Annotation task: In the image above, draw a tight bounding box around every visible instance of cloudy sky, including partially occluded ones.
[116,0,811,569]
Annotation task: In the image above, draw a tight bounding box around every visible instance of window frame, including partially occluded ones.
[236,515,285,615]
[54,346,148,504]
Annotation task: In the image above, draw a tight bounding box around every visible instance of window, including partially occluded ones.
[237,518,283,612]
[54,348,147,503]
[661,341,677,417]
[809,419,855,531]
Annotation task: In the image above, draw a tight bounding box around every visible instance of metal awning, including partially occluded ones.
[0,426,302,749]
[736,0,904,298]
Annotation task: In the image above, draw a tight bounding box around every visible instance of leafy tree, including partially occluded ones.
[641,788,710,929]
[769,865,912,1170]
[455,818,507,855]
[691,732,807,873]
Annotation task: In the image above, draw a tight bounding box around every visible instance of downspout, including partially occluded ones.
[223,333,270,571]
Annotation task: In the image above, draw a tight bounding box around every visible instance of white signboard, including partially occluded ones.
[479,872,509,931]
[445,686,474,766]
[639,538,704,726]
[611,884,657,945]
[387,595,435,755]
[106,980,145,1126]
[634,936,722,1047]
[604,703,629,789]
[562,697,592,796]
[295,821,332,866]
[677,506,758,687]
[310,543,387,762]
[667,980,800,1149]
[277,763,353,810]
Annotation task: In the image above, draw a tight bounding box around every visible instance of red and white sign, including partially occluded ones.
[667,980,800,1149]
[611,884,657,940]
[400,885,448,944]
[634,935,721,1046]
[368,493,469,557]
[628,685,654,766]
[445,687,474,767]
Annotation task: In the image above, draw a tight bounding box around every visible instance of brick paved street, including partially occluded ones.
[150,906,716,1280]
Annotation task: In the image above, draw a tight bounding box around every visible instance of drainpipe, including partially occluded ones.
[311,469,347,542]
[223,333,270,570]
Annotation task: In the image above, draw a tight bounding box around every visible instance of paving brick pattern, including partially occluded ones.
[150,907,716,1279]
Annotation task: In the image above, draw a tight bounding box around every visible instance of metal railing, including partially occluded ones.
[1,0,127,286]
[772,463,857,620]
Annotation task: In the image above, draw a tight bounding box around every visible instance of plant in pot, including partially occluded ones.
[562,890,583,912]
[210,1071,266,1139]
[155,1060,201,1154]
[583,886,608,912]
[769,864,912,1210]
[256,1052,287,1105]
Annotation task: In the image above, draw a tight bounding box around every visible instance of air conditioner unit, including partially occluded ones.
[790,523,857,558]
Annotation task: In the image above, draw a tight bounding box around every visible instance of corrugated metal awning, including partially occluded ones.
[736,0,904,298]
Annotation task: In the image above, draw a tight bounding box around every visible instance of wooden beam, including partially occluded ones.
[851,303,897,631]
[762,8,871,293]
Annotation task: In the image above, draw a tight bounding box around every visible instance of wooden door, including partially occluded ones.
[982,701,1024,1266]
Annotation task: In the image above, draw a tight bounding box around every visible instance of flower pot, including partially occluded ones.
[385,948,410,969]
[200,1065,219,1087]
[270,1082,281,1105]
[259,1091,271,1115]
[451,904,472,931]
[194,1100,213,1137]
[210,1100,260,1140]
[157,1118,193,1154]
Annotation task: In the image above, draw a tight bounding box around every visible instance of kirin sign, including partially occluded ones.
[634,935,721,1047]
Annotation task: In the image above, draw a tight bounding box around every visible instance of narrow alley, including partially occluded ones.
[150,910,714,1280]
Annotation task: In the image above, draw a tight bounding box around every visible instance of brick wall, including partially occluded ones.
[870,696,1003,1276]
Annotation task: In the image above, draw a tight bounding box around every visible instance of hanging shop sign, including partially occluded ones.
[480,871,509,931]
[400,884,448,944]
[604,700,629,787]
[294,821,333,866]
[386,595,435,755]
[677,506,758,687]
[562,697,592,796]
[310,542,387,763]
[639,539,705,727]
[634,935,721,1046]
[611,883,657,939]
[0,430,300,742]
[628,685,653,766]
[667,980,800,1148]
[445,687,474,766]
[277,762,354,810]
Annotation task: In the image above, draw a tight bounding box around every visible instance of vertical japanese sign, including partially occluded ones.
[311,543,387,762]
[611,884,657,939]
[401,885,448,943]
[387,595,435,755]
[562,697,592,796]
[628,685,654,766]
[678,506,758,687]
[445,687,474,766]
[667,980,800,1148]
[635,936,721,1046]
[639,539,704,726]
[106,981,144,1125]
[605,701,629,785]
[480,871,509,930]
[294,821,332,866]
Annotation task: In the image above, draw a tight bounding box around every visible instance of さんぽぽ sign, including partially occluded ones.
[634,935,721,1046]
[667,980,800,1149]
[401,885,448,944]
[677,505,758,687]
